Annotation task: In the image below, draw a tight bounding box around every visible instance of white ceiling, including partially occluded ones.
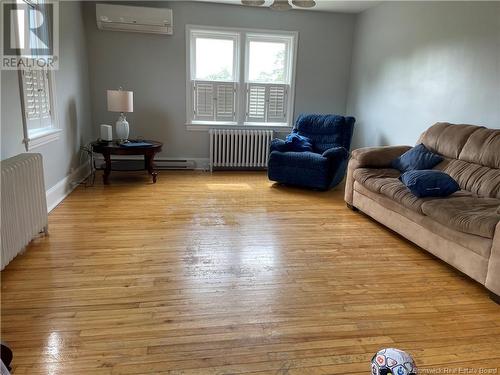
[195,0,380,14]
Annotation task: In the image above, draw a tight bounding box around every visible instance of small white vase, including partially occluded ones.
[115,113,129,141]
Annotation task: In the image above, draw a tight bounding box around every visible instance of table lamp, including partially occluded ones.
[107,88,133,141]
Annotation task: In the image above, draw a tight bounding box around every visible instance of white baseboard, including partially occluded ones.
[46,163,90,213]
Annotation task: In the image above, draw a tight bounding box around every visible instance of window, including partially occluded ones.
[186,26,297,128]
[189,30,239,123]
[20,68,53,135]
[19,67,59,150]
[245,35,293,124]
[16,0,60,150]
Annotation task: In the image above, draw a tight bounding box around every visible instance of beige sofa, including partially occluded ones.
[345,122,500,301]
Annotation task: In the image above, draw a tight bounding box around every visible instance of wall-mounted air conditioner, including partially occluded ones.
[96,4,173,35]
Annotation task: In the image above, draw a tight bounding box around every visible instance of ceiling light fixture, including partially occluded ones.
[241,0,266,5]
[270,0,292,11]
[291,0,316,8]
[241,0,316,10]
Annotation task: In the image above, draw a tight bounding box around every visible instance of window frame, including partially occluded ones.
[15,0,60,150]
[185,25,298,131]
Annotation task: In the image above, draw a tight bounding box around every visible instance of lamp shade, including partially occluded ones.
[107,89,133,113]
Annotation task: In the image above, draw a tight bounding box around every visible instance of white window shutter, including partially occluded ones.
[21,68,52,132]
[215,83,236,121]
[193,81,215,121]
[246,84,266,122]
[267,85,287,122]
[246,83,288,123]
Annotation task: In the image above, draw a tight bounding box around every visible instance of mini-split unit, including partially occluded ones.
[96,3,173,35]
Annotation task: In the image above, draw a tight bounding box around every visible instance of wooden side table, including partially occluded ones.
[91,140,163,184]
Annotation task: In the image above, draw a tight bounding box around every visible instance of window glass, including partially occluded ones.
[248,40,287,83]
[195,37,235,81]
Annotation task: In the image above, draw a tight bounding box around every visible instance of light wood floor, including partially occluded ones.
[1,171,499,374]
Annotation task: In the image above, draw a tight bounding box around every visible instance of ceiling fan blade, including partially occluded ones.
[241,0,266,6]
[270,0,292,11]
[291,0,316,8]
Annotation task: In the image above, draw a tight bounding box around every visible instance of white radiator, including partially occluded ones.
[1,153,48,270]
[209,129,273,171]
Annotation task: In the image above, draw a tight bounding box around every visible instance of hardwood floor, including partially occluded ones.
[1,171,499,374]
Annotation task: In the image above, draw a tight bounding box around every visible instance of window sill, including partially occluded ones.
[186,122,292,132]
[24,128,62,151]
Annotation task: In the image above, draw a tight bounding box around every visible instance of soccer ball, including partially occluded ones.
[371,348,417,375]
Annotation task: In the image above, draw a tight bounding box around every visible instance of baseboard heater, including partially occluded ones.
[155,159,196,169]
[209,129,273,171]
[94,157,197,170]
[1,153,48,270]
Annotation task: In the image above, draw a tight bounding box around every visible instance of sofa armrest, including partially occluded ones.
[323,147,350,188]
[351,145,412,168]
[344,145,411,206]
[486,221,500,297]
[322,146,349,161]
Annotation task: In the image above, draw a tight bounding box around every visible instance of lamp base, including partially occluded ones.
[116,113,129,141]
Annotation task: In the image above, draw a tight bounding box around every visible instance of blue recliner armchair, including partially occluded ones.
[268,114,355,190]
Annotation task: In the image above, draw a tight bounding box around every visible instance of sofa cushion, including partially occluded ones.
[354,182,493,259]
[418,122,481,159]
[436,158,500,198]
[352,168,422,213]
[400,170,459,198]
[421,197,500,239]
[353,168,472,214]
[353,167,431,212]
[459,127,500,169]
[352,168,400,193]
[269,151,328,171]
[268,151,333,189]
[391,144,443,172]
[414,123,500,198]
[378,180,431,213]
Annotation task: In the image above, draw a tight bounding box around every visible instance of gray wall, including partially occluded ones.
[347,1,500,148]
[82,1,356,161]
[4,1,499,189]
[1,2,92,190]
